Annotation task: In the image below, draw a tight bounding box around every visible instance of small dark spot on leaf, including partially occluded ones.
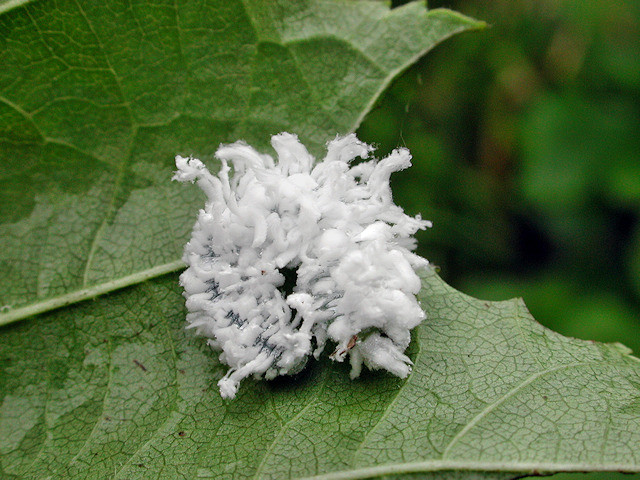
[178,431,186,437]
[104,416,111,421]
[133,359,147,372]
[136,463,144,468]
[179,369,186,374]
[542,395,548,400]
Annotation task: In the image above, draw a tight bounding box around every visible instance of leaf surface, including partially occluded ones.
[0,0,480,325]
[2,2,639,479]
[1,270,639,479]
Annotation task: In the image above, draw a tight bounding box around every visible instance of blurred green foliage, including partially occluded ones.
[358,2,640,476]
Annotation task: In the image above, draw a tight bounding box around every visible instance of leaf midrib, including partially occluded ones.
[297,459,640,480]
[0,260,185,327]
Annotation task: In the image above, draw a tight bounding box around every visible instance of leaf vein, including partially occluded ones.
[441,360,604,458]
[350,331,423,464]
[252,368,331,480]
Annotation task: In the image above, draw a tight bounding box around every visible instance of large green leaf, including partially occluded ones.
[1,269,639,479]
[0,0,481,325]
[2,1,639,479]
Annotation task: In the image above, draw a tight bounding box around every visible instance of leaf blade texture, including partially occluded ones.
[0,0,480,325]
[1,271,639,479]
[2,1,639,478]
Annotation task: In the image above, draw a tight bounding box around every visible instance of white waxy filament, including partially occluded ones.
[174,133,430,399]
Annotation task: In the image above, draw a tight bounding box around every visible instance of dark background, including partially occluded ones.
[357,1,640,479]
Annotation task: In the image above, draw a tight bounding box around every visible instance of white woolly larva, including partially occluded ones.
[173,133,430,399]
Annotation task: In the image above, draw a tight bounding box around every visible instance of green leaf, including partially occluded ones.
[1,270,639,479]
[0,0,482,326]
[2,2,638,479]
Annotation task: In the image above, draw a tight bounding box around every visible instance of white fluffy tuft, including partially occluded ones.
[174,133,430,398]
